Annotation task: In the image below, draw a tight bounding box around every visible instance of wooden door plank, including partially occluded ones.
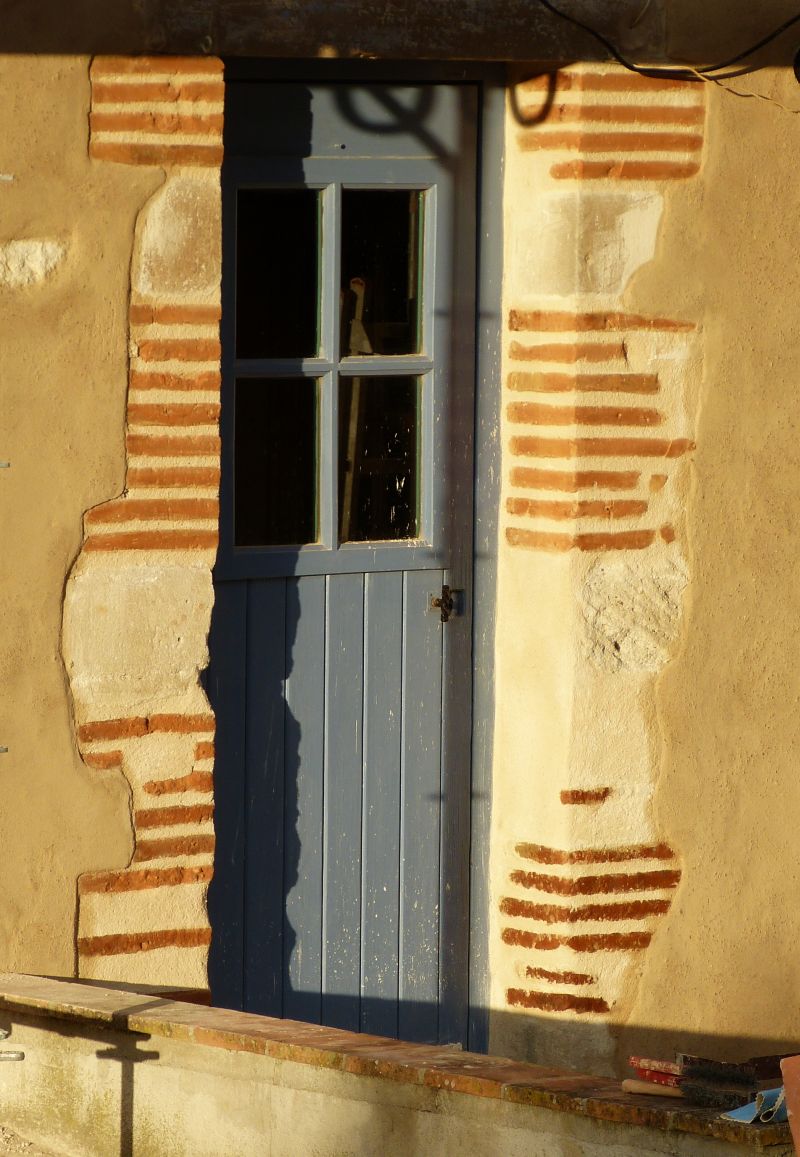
[206,580,248,1010]
[360,570,403,1037]
[243,577,287,1016]
[438,601,473,1044]
[283,575,326,1024]
[322,572,364,1031]
[399,568,443,1043]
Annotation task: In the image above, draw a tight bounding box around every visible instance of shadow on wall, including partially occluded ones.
[491,1009,800,1078]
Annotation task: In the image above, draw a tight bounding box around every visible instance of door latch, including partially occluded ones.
[430,585,463,624]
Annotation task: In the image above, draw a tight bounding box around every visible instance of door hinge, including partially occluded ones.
[430,585,463,624]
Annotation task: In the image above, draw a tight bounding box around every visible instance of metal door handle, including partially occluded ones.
[430,585,463,623]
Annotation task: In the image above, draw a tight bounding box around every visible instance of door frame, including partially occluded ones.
[220,58,504,1053]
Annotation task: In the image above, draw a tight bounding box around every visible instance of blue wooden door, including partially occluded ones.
[208,82,477,1044]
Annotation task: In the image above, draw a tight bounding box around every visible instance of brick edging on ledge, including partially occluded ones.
[0,975,788,1151]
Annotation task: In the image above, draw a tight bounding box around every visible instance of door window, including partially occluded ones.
[229,180,430,557]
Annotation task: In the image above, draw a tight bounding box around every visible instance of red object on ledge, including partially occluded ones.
[780,1055,800,1153]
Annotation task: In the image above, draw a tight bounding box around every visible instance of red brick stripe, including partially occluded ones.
[508,373,659,394]
[509,868,681,896]
[538,104,705,126]
[133,834,216,862]
[510,436,694,458]
[86,498,218,524]
[136,340,221,363]
[509,311,694,334]
[552,160,701,180]
[520,72,698,94]
[510,467,640,492]
[506,498,648,521]
[135,804,214,830]
[129,305,221,326]
[126,433,220,456]
[499,897,671,923]
[79,865,212,894]
[502,928,653,952]
[507,989,610,1014]
[509,341,623,364]
[526,966,595,985]
[91,81,224,104]
[91,112,223,135]
[91,56,224,76]
[506,528,656,553]
[521,131,702,153]
[129,371,221,392]
[78,714,215,743]
[82,750,123,771]
[127,403,220,427]
[84,530,219,551]
[516,842,674,865]
[507,402,662,428]
[127,466,220,488]
[90,141,224,167]
[143,771,214,796]
[560,788,612,804]
[194,740,215,760]
[78,927,212,957]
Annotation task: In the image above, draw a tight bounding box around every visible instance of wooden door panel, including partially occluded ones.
[243,577,287,1014]
[321,571,365,1031]
[398,567,444,1042]
[361,569,403,1038]
[284,574,325,1024]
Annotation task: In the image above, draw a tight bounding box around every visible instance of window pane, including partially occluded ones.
[236,189,320,358]
[338,377,419,542]
[235,378,318,546]
[340,191,422,357]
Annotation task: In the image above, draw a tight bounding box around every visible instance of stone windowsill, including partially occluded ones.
[0,975,790,1151]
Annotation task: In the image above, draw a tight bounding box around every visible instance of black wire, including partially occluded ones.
[535,0,800,81]
[695,10,800,72]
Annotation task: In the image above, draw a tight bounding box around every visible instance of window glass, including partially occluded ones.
[236,189,320,358]
[340,191,422,357]
[235,377,318,546]
[338,376,419,542]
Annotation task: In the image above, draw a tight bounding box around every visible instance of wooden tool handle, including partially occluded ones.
[622,1078,685,1099]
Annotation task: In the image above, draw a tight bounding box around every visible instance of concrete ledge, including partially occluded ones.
[0,975,791,1156]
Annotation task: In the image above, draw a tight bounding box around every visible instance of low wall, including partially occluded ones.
[0,977,789,1156]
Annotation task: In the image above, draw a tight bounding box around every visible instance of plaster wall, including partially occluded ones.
[0,56,157,973]
[489,59,800,1075]
[624,63,800,1064]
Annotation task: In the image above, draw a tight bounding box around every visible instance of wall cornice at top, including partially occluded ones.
[0,0,668,60]
[5,0,800,69]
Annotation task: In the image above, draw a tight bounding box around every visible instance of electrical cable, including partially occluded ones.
[535,0,800,82]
